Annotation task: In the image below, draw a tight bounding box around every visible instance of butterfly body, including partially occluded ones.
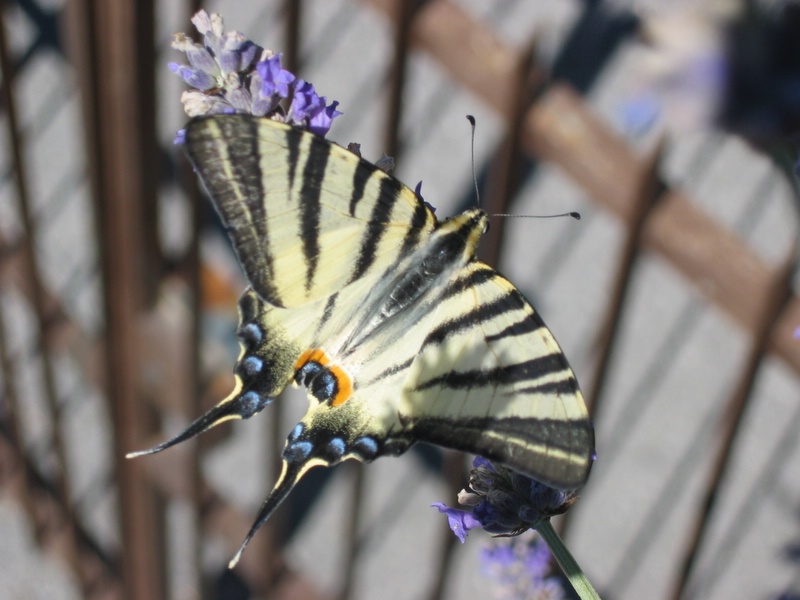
[131,115,594,566]
[233,207,492,462]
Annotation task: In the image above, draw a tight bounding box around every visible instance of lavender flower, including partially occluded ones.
[433,460,600,599]
[431,502,482,543]
[287,80,342,136]
[170,10,342,137]
[169,11,269,118]
[432,457,577,542]
[257,54,296,99]
[481,532,566,600]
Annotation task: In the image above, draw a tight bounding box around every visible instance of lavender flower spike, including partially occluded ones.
[432,457,578,541]
[480,532,566,600]
[170,10,343,139]
[170,10,273,120]
[434,458,600,599]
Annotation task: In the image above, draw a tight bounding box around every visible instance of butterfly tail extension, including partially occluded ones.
[228,453,322,569]
[127,289,302,459]
[125,390,273,458]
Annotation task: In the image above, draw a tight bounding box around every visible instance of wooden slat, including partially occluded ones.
[67,0,168,596]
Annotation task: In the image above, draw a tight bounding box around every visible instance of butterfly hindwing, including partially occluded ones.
[400,262,594,489]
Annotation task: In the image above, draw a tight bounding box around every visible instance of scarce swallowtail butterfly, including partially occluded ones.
[129,114,595,566]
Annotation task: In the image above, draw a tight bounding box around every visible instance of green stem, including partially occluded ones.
[536,519,602,600]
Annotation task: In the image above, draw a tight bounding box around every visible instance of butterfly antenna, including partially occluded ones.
[466,115,481,208]
[490,211,581,220]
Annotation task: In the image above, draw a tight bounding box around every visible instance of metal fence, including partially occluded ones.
[1,0,799,599]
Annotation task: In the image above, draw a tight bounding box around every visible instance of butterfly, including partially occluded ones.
[129,114,595,567]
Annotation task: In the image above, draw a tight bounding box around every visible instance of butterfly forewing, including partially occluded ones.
[185,116,437,307]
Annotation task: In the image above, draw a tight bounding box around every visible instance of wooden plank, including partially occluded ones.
[67,0,168,596]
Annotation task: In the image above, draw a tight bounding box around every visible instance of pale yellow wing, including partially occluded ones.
[184,115,436,308]
[399,262,594,489]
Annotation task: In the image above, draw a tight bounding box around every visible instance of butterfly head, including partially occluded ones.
[430,208,489,269]
[461,207,490,237]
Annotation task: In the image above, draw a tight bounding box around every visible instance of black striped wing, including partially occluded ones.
[221,241,594,490]
[400,262,594,489]
[271,255,595,490]
[184,115,437,308]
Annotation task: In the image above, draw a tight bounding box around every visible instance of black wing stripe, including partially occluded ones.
[241,117,269,245]
[350,176,402,283]
[314,292,339,337]
[349,160,371,216]
[441,265,498,301]
[398,199,433,258]
[509,379,580,397]
[299,136,330,292]
[422,290,526,348]
[414,354,569,391]
[484,313,543,343]
[363,356,415,387]
[410,415,592,455]
[186,117,281,303]
[285,123,301,189]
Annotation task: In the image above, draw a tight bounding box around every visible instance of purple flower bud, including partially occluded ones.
[237,41,260,72]
[432,457,578,543]
[190,10,214,36]
[169,63,216,91]
[473,456,496,471]
[226,87,253,113]
[258,54,296,99]
[431,502,482,543]
[288,79,324,122]
[218,31,247,76]
[196,12,225,61]
[182,49,214,78]
[308,100,342,136]
[248,73,273,117]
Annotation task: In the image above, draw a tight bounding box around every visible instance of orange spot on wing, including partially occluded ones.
[294,348,353,407]
[329,364,353,407]
[294,348,330,370]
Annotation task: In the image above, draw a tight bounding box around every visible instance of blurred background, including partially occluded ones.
[1,0,799,598]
